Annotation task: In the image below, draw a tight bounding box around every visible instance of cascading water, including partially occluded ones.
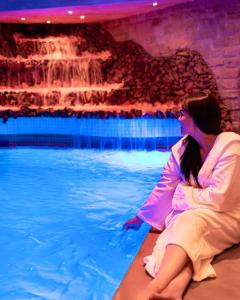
[0,117,181,150]
[0,33,122,107]
[0,31,181,150]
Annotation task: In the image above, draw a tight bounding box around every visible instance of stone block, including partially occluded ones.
[208,57,225,67]
[213,67,240,79]
[221,90,240,98]
[223,45,240,58]
[218,78,239,90]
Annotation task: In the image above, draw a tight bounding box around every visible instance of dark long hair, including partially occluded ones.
[180,92,222,186]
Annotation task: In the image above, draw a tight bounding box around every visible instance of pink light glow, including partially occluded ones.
[0,1,194,23]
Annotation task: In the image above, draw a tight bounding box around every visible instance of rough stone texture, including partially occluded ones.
[0,23,220,119]
[103,0,240,131]
[0,107,176,123]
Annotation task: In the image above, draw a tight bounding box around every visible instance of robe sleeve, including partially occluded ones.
[172,142,240,213]
[137,153,182,230]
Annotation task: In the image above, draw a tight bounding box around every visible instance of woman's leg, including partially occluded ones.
[149,263,193,300]
[140,244,192,299]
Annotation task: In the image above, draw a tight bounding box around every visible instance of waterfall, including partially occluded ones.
[0,117,181,150]
[0,34,122,107]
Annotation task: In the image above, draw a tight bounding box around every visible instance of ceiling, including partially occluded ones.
[0,0,193,24]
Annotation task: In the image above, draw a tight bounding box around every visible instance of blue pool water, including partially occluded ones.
[0,148,170,300]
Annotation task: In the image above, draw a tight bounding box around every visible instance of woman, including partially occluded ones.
[123,92,240,300]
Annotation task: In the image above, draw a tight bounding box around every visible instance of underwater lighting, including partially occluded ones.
[153,2,158,6]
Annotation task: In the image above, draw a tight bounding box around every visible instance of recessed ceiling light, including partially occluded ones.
[153,2,158,6]
[46,20,51,24]
[68,10,73,14]
[80,15,85,20]
[20,17,26,21]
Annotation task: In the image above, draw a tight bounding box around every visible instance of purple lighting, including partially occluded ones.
[0,1,193,23]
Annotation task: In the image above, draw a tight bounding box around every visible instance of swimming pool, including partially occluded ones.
[0,147,170,300]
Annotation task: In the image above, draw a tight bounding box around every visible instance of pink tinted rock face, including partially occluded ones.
[0,22,218,120]
[103,0,240,130]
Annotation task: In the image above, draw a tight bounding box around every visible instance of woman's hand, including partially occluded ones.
[123,216,143,231]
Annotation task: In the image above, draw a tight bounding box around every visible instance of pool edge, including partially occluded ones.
[112,231,240,300]
[112,229,158,300]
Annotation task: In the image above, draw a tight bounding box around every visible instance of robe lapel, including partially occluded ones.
[198,132,240,187]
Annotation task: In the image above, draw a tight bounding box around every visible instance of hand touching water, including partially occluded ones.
[123,216,143,231]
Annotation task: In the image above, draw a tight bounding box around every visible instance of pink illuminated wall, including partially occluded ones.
[103,0,240,130]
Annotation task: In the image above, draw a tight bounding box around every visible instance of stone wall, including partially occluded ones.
[0,22,218,120]
[103,0,240,130]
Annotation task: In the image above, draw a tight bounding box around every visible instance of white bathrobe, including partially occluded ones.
[137,131,240,281]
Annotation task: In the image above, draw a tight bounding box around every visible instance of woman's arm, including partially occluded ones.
[136,153,182,230]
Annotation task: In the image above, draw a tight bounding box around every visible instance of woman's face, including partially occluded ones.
[178,108,195,136]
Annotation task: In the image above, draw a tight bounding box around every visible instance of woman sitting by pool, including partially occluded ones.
[123,92,240,300]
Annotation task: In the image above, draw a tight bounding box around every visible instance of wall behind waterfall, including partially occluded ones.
[103,0,240,131]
